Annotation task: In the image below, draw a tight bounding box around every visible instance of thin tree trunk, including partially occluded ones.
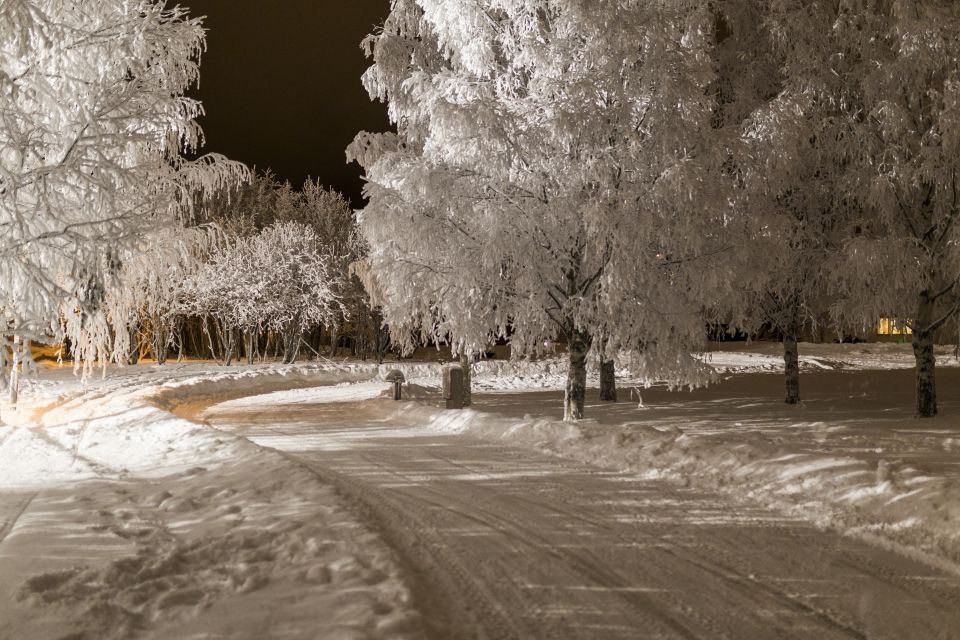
[0,337,9,391]
[564,328,592,421]
[9,335,22,406]
[459,349,472,407]
[913,290,937,417]
[273,332,283,360]
[216,321,235,366]
[176,324,185,363]
[282,329,301,365]
[783,305,801,405]
[375,321,388,364]
[152,317,168,365]
[245,329,256,365]
[328,327,339,357]
[783,333,800,405]
[202,315,218,362]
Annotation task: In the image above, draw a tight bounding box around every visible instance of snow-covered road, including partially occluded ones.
[203,387,960,640]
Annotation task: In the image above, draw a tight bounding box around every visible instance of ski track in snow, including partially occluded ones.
[203,390,960,640]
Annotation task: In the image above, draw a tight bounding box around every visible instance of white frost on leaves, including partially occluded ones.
[0,0,247,374]
[349,0,731,390]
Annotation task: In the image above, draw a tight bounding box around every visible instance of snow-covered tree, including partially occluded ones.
[766,1,960,417]
[0,0,245,386]
[190,222,343,365]
[722,1,852,405]
[107,226,218,365]
[252,222,344,363]
[280,179,359,355]
[351,0,731,420]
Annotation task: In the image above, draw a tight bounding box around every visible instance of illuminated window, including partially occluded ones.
[877,318,912,335]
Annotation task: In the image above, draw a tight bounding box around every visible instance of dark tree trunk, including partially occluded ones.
[783,334,800,405]
[598,333,616,402]
[783,310,800,405]
[564,328,592,421]
[328,327,339,357]
[375,321,389,364]
[245,329,256,366]
[459,350,472,407]
[913,290,937,417]
[599,359,617,402]
[127,325,140,365]
[152,320,169,365]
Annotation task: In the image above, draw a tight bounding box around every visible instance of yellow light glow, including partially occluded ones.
[877,318,912,335]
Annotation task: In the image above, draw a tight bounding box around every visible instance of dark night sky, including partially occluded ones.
[183,1,391,206]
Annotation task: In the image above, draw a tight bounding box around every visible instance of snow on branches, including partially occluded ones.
[351,0,732,419]
[758,1,960,416]
[0,0,247,375]
[190,222,344,365]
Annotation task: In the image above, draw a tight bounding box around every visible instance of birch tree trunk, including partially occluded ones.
[783,306,801,405]
[216,321,235,366]
[459,349,472,407]
[913,290,937,417]
[245,329,256,365]
[282,329,301,365]
[564,328,592,421]
[9,335,22,407]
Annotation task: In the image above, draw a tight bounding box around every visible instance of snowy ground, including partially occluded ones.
[3,343,960,638]
[442,343,960,568]
[0,362,426,640]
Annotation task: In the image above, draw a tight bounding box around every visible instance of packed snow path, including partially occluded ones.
[203,388,960,640]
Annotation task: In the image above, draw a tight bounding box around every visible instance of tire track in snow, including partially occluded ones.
[0,492,38,546]
[202,390,960,640]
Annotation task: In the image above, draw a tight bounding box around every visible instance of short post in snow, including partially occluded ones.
[443,365,464,409]
[385,370,405,401]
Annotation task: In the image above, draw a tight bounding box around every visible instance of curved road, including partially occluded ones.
[202,391,960,640]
